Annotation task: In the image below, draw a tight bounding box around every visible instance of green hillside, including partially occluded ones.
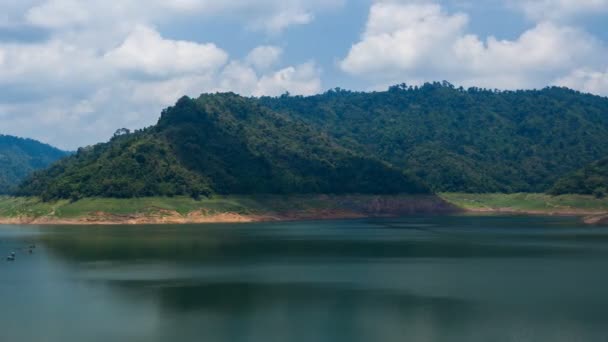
[17,94,428,200]
[550,158,608,197]
[0,135,68,194]
[260,83,608,193]
[14,84,608,199]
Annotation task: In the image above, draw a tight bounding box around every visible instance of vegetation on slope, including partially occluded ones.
[260,83,608,193]
[550,158,608,197]
[441,193,608,213]
[13,83,608,199]
[0,135,68,194]
[17,94,428,200]
[0,194,454,222]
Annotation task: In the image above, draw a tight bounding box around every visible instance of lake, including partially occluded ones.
[1,216,608,342]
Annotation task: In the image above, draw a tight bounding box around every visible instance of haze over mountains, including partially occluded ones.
[5,83,608,200]
[0,135,68,194]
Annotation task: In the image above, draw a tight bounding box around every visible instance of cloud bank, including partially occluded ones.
[0,1,329,148]
[0,0,606,149]
[341,0,608,92]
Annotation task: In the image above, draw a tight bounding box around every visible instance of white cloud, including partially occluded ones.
[217,59,321,97]
[251,10,313,34]
[557,68,608,95]
[246,45,283,70]
[0,39,105,88]
[0,27,321,149]
[104,26,228,78]
[341,3,468,76]
[513,0,608,21]
[26,0,90,29]
[254,62,322,96]
[0,1,332,148]
[340,1,608,91]
[19,0,344,34]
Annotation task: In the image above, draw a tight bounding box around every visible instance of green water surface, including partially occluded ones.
[1,216,608,341]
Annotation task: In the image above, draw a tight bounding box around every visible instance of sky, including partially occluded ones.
[0,0,607,149]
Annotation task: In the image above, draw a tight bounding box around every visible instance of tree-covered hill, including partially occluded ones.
[0,135,68,194]
[16,84,608,198]
[17,94,428,200]
[550,158,608,197]
[260,83,608,193]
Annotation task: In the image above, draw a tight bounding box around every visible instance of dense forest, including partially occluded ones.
[261,83,608,193]
[0,135,68,194]
[13,83,608,199]
[550,158,608,197]
[18,94,428,200]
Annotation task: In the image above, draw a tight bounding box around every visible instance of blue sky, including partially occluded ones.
[0,0,607,149]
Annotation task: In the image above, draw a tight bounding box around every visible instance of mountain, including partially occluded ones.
[260,83,608,193]
[17,84,608,199]
[0,135,68,194]
[17,94,428,200]
[550,158,608,197]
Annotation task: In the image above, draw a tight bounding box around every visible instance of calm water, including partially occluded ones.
[1,216,608,342]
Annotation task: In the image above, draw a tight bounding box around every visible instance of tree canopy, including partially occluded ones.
[15,83,608,198]
[261,83,608,193]
[550,158,608,198]
[18,94,428,200]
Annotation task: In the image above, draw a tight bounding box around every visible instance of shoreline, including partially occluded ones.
[1,193,607,226]
[461,207,608,225]
[1,208,607,226]
[440,193,608,225]
[0,194,458,226]
[0,211,370,226]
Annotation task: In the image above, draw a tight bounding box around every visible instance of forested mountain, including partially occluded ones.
[0,135,68,194]
[550,158,608,197]
[260,83,608,193]
[18,94,428,200]
[16,83,608,199]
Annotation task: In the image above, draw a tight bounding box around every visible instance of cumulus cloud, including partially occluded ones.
[0,28,322,149]
[25,0,90,29]
[340,3,468,77]
[2,0,607,150]
[217,59,321,97]
[246,45,283,71]
[255,62,322,96]
[340,1,608,91]
[512,0,608,21]
[104,26,228,78]
[0,1,330,149]
[557,68,608,95]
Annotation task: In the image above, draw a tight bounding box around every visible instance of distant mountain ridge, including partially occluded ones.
[0,135,68,194]
[17,94,428,200]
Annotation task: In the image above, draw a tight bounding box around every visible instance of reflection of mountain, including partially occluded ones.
[39,220,570,265]
[130,280,468,313]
